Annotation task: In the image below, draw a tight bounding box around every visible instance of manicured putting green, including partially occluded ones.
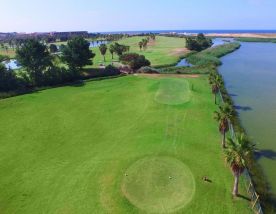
[122,157,195,213]
[155,78,191,105]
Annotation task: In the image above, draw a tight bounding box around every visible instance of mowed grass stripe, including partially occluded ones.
[155,78,191,105]
[0,76,251,213]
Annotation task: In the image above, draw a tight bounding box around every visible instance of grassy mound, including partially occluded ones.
[155,78,191,105]
[122,156,195,213]
[236,37,276,43]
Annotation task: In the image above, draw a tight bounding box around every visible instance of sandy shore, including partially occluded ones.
[205,33,276,38]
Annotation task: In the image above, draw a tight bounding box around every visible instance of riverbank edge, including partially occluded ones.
[236,37,276,43]
[215,64,275,213]
[171,41,275,212]
[189,42,275,212]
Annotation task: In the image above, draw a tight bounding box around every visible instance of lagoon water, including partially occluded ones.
[212,38,234,47]
[176,58,193,67]
[218,41,276,196]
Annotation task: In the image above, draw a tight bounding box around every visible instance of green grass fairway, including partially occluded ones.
[0,75,251,213]
[122,156,195,213]
[88,36,188,68]
[155,78,191,105]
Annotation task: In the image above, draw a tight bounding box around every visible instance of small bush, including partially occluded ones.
[160,64,216,74]
[119,53,150,70]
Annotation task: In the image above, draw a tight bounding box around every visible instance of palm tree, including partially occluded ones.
[99,44,107,62]
[138,41,143,51]
[211,74,222,104]
[109,44,115,59]
[214,103,233,148]
[225,134,254,196]
[208,70,216,85]
[142,38,148,50]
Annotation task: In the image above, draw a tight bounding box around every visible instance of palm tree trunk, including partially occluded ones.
[222,131,226,148]
[215,93,217,104]
[232,173,239,196]
[104,55,106,62]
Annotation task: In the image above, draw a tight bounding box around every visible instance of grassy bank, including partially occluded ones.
[213,69,275,213]
[236,37,276,43]
[186,43,241,66]
[155,43,240,75]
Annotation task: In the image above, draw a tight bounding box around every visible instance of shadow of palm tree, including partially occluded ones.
[229,93,238,97]
[237,194,251,201]
[255,149,276,160]
[234,105,252,111]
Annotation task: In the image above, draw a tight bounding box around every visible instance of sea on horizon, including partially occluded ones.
[99,29,276,35]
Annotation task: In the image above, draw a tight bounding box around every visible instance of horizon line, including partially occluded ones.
[2,29,276,34]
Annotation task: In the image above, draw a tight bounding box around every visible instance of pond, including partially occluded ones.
[89,40,109,48]
[2,59,21,70]
[218,41,276,197]
[175,58,193,67]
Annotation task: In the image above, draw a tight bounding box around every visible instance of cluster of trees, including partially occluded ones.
[99,42,130,62]
[138,35,156,51]
[0,37,96,92]
[138,38,149,51]
[0,64,22,91]
[209,70,255,197]
[1,35,153,93]
[1,36,132,93]
[100,34,128,42]
[119,53,150,70]
[186,33,212,51]
[49,44,58,53]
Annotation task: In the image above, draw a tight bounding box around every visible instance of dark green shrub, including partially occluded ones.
[119,53,150,70]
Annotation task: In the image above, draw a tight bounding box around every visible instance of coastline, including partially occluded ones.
[205,33,276,38]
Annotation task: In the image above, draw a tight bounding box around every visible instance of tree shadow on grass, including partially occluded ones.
[237,194,251,201]
[70,80,85,87]
[255,149,276,160]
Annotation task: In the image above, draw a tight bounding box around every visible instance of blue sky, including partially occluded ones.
[0,0,276,32]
